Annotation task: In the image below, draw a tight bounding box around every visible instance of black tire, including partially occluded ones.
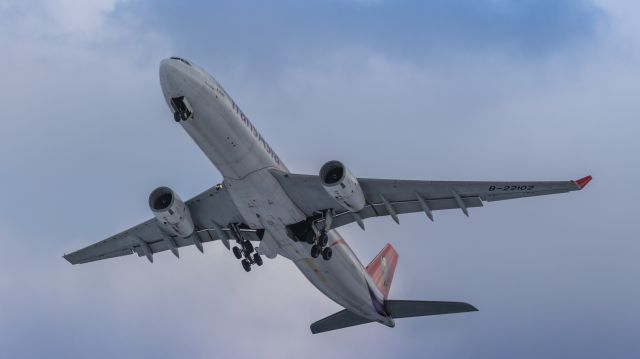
[322,247,333,261]
[241,259,251,272]
[232,246,242,259]
[242,241,254,253]
[173,111,182,122]
[310,245,321,258]
[319,233,328,247]
[180,111,190,121]
[253,253,263,266]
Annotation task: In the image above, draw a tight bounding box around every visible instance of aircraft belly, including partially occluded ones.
[226,173,380,319]
[294,231,383,321]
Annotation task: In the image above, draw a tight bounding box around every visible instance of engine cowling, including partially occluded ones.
[148,186,195,237]
[319,160,366,212]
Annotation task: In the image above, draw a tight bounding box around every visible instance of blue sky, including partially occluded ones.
[0,0,638,358]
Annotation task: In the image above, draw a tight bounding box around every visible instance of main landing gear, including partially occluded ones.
[230,224,263,272]
[311,231,332,261]
[233,240,263,272]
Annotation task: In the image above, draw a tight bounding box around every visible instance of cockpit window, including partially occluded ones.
[170,57,191,66]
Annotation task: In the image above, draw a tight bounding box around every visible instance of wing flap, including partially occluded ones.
[328,197,483,229]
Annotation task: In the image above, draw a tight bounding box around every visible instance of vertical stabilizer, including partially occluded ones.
[366,244,398,299]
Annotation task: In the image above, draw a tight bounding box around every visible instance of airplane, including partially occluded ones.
[64,57,592,334]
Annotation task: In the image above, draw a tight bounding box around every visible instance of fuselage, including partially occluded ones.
[159,58,391,325]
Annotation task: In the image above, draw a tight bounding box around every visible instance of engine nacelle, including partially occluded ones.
[148,186,195,237]
[319,160,366,212]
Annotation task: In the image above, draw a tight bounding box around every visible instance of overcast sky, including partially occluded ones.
[0,0,638,358]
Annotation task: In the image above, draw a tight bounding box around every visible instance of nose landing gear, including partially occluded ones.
[170,96,193,122]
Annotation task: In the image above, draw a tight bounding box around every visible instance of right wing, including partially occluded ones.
[271,170,592,230]
[64,185,259,264]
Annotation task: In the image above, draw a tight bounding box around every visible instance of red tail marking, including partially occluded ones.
[366,244,398,299]
[575,175,593,189]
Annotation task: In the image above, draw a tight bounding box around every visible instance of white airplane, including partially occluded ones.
[64,57,592,334]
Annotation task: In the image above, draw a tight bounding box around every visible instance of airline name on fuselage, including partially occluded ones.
[230,99,281,165]
[205,79,282,165]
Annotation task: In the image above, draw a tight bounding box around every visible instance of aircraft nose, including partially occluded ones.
[159,58,181,97]
[159,57,196,98]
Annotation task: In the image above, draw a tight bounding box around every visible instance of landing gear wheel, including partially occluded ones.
[232,246,242,259]
[180,111,190,121]
[253,253,263,266]
[241,259,251,272]
[310,245,321,259]
[173,111,182,122]
[322,247,333,261]
[242,241,254,253]
[319,233,328,247]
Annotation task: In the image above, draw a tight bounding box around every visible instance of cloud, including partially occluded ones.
[0,0,128,42]
[1,0,639,358]
[138,0,606,77]
[44,0,125,38]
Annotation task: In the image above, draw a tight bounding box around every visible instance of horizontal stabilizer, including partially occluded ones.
[310,300,477,334]
[310,309,372,334]
[385,300,478,318]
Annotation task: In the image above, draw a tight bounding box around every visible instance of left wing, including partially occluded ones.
[271,170,591,230]
[64,185,261,264]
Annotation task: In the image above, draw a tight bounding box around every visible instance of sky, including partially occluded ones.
[0,0,638,358]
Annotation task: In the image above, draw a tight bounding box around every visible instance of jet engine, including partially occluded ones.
[148,186,195,237]
[319,160,366,212]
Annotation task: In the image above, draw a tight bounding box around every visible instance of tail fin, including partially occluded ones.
[309,244,477,334]
[366,243,399,299]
